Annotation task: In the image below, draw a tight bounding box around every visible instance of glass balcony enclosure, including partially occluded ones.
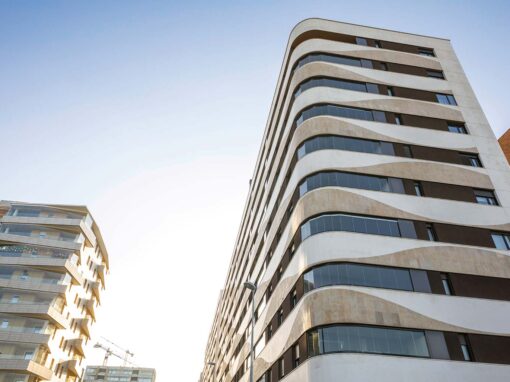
[0,341,46,363]
[0,224,84,244]
[0,265,67,285]
[0,314,53,335]
[7,205,87,221]
[0,245,76,262]
[0,288,65,313]
[0,374,34,382]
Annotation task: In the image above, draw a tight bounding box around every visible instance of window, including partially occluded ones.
[297,135,395,160]
[491,232,510,250]
[267,323,273,340]
[1,320,8,328]
[308,325,429,358]
[21,270,29,280]
[436,93,457,105]
[298,171,397,197]
[380,62,388,71]
[296,104,387,127]
[426,224,437,241]
[460,153,482,167]
[427,70,445,79]
[300,213,409,240]
[290,289,297,308]
[459,334,472,361]
[277,308,284,326]
[474,189,498,205]
[24,351,34,360]
[414,182,424,196]
[356,37,368,46]
[255,335,266,357]
[402,144,413,157]
[395,114,403,125]
[294,77,380,98]
[441,273,453,295]
[448,123,467,134]
[386,87,394,96]
[278,358,285,378]
[11,295,19,303]
[418,47,435,57]
[304,262,414,293]
[293,344,300,367]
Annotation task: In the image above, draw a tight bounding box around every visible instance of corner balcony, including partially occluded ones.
[80,298,96,321]
[0,300,67,329]
[65,337,85,357]
[0,343,52,380]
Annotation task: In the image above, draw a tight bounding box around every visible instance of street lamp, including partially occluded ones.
[243,281,257,382]
[207,361,216,382]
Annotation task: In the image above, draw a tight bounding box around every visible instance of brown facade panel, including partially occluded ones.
[449,273,510,300]
[467,334,510,364]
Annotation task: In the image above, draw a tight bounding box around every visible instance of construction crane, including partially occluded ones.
[94,337,135,367]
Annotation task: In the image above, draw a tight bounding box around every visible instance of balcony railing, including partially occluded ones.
[0,245,76,262]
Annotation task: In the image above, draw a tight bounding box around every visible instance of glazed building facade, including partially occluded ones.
[201,19,510,382]
[82,366,156,382]
[0,201,108,382]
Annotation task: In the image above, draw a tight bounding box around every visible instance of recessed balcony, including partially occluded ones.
[0,343,52,380]
[0,295,67,329]
[0,224,85,251]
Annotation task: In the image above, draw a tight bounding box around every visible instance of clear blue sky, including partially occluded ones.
[1,1,509,380]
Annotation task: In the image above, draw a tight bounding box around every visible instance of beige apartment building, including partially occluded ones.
[0,201,108,382]
[82,366,156,382]
[201,19,510,381]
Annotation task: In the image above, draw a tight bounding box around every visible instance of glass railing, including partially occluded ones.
[0,289,66,313]
[0,266,65,284]
[0,245,76,261]
[7,206,86,220]
[0,374,32,382]
[0,342,42,361]
[0,224,85,244]
[0,315,53,335]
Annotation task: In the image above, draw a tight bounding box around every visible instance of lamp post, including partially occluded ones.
[207,361,216,382]
[243,281,257,382]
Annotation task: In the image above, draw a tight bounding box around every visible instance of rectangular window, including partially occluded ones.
[414,182,424,196]
[267,323,273,340]
[474,189,498,205]
[278,358,285,377]
[418,47,435,57]
[380,62,388,71]
[448,123,467,134]
[1,320,8,328]
[491,232,510,250]
[427,70,445,79]
[356,37,368,46]
[374,40,381,48]
[441,273,453,295]
[395,114,403,125]
[426,224,437,241]
[460,153,482,167]
[277,308,284,326]
[293,344,300,367]
[291,289,297,308]
[387,87,394,96]
[436,93,457,105]
[402,144,413,157]
[459,334,472,361]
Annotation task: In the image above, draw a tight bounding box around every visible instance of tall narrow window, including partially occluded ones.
[278,358,285,378]
[291,289,297,308]
[387,87,394,96]
[293,343,300,367]
[414,182,424,196]
[459,334,472,361]
[395,114,403,125]
[277,308,284,326]
[267,323,273,340]
[441,273,453,295]
[374,40,381,48]
[426,224,437,241]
